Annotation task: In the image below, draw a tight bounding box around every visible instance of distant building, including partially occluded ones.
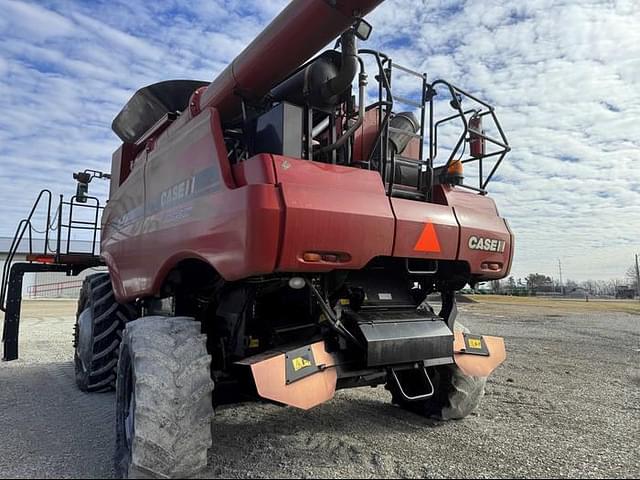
[615,285,636,300]
[565,287,589,299]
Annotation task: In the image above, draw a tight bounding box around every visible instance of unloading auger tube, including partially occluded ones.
[194,0,384,122]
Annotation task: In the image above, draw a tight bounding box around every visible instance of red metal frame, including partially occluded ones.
[27,279,83,299]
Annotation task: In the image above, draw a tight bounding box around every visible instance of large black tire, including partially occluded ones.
[74,272,136,392]
[114,317,215,479]
[389,323,487,420]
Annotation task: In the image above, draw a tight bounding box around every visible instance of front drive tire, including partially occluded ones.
[74,273,136,392]
[114,317,215,479]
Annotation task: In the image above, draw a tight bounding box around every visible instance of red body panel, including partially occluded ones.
[353,108,380,163]
[434,185,514,278]
[102,109,282,301]
[103,121,512,302]
[391,198,459,260]
[103,117,513,302]
[272,157,395,272]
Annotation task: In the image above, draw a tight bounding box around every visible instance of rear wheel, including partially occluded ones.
[114,317,215,479]
[73,273,136,392]
[388,322,487,420]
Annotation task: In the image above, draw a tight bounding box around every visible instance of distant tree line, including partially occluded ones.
[478,263,639,298]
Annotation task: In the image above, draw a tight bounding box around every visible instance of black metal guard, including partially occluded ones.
[428,79,510,194]
[59,195,103,257]
[358,50,432,200]
[356,49,509,199]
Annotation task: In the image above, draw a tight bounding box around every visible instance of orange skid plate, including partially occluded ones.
[237,341,338,410]
[453,331,506,377]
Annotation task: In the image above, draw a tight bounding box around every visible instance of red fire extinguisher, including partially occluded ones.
[469,114,485,158]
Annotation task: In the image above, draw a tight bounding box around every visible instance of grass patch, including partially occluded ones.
[468,295,640,315]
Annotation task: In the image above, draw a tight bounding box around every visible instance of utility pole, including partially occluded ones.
[558,258,564,295]
[635,253,639,300]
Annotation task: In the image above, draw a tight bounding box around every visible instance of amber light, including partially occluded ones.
[447,160,464,176]
[303,252,322,262]
[302,252,350,263]
[481,262,502,271]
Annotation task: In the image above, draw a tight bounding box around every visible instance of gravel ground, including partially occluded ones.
[0,299,638,478]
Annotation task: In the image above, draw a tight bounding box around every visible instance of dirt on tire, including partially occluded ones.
[114,317,214,478]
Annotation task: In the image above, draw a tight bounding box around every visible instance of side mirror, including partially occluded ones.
[73,171,91,203]
[353,18,372,41]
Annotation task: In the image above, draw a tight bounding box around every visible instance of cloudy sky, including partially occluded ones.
[0,0,638,282]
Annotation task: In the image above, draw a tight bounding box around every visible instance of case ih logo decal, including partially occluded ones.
[148,166,220,216]
[111,166,221,230]
[468,236,506,253]
[160,176,196,209]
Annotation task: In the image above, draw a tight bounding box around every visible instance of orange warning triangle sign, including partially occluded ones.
[414,223,441,253]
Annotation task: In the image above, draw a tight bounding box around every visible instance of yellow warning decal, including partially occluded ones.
[292,356,312,371]
[468,338,482,349]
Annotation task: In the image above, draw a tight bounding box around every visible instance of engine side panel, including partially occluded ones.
[273,157,395,272]
[102,109,282,302]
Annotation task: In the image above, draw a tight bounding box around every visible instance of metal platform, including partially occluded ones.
[1,189,104,361]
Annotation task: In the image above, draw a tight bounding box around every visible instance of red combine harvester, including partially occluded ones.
[1,0,512,477]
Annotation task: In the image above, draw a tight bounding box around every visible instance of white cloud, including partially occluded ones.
[0,0,75,39]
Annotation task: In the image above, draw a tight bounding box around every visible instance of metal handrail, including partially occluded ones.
[1,191,104,312]
[428,79,510,193]
[62,195,103,256]
[358,50,433,199]
[0,189,53,311]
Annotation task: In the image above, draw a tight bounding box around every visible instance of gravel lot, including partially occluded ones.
[0,298,638,478]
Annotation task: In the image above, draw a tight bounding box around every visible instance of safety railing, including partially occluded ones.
[358,49,509,199]
[0,191,103,311]
[1,190,54,310]
[427,79,510,194]
[27,279,83,299]
[56,195,103,257]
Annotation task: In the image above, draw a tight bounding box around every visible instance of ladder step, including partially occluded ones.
[391,62,425,79]
[68,220,97,226]
[388,126,422,138]
[393,95,423,108]
[391,367,435,401]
